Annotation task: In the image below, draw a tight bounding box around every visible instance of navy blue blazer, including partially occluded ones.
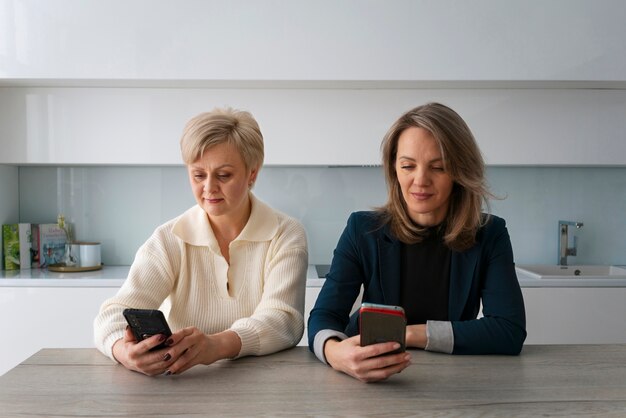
[308,211,526,355]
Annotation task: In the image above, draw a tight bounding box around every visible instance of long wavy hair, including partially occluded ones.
[378,103,493,251]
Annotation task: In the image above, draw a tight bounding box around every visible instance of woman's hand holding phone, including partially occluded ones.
[115,308,244,376]
[112,326,174,376]
[324,335,411,383]
[160,328,241,375]
[113,308,175,375]
[113,326,242,376]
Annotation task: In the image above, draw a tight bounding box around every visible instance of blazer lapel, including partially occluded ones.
[377,233,402,305]
[448,246,480,320]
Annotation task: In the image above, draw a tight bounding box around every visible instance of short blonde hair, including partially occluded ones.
[379,102,492,251]
[180,108,264,170]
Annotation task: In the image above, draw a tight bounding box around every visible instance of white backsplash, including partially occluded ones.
[12,165,626,266]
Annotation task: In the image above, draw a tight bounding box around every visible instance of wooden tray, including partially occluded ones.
[47,264,103,273]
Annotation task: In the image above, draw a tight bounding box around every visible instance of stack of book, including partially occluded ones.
[2,223,70,270]
[2,224,32,270]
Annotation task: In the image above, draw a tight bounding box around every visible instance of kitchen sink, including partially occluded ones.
[516,264,626,279]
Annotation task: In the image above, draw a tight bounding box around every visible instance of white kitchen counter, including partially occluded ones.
[2,265,626,288]
[0,265,128,287]
[0,265,326,288]
[516,274,626,288]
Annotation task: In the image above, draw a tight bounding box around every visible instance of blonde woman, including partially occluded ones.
[308,103,526,382]
[95,108,308,376]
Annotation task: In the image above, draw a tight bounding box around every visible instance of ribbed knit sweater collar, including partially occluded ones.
[171,193,280,249]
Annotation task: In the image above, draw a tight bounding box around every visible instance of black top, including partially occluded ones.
[400,226,451,325]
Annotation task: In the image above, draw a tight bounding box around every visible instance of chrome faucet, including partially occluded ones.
[558,220,583,266]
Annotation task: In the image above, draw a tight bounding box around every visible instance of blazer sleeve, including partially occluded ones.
[451,218,527,355]
[307,213,365,352]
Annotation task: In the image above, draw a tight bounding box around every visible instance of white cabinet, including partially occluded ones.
[3,282,625,375]
[0,286,119,376]
[2,1,625,166]
[0,282,321,375]
[1,1,625,82]
[2,87,626,166]
[298,286,321,347]
[522,287,626,345]
[0,278,321,375]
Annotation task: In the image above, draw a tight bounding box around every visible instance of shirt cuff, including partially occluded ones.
[425,320,454,354]
[313,329,349,365]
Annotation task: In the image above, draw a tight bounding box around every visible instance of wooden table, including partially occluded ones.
[1,346,625,417]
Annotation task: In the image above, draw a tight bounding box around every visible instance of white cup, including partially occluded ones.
[71,242,102,268]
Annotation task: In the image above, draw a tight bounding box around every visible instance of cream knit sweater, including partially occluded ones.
[94,194,308,360]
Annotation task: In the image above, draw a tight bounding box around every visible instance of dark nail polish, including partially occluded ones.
[158,334,167,342]
[164,370,172,376]
[163,353,171,362]
[165,338,173,346]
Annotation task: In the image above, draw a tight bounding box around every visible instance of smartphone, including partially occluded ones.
[122,308,172,351]
[359,302,406,354]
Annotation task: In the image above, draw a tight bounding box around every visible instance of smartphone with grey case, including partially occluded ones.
[359,302,406,354]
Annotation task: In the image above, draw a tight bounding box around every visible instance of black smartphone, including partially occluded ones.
[122,308,172,351]
[359,302,406,354]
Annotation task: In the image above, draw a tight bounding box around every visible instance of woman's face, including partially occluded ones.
[187,142,257,225]
[395,127,454,227]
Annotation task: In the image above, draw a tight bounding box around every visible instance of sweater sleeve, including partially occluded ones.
[93,226,179,361]
[229,219,308,357]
